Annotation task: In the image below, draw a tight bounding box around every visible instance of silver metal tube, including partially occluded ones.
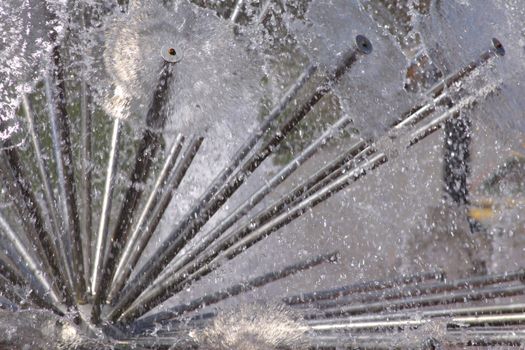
[0,212,63,309]
[91,118,121,295]
[21,95,76,300]
[230,0,244,22]
[111,134,185,280]
[150,116,351,295]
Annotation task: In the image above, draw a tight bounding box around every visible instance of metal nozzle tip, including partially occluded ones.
[492,38,505,56]
[356,35,373,55]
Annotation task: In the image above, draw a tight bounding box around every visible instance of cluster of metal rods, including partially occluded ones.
[0,1,517,346]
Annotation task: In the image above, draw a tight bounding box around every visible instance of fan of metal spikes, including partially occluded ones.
[0,0,523,349]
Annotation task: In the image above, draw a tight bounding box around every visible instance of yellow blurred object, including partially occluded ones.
[469,207,494,221]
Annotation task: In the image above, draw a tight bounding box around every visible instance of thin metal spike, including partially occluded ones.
[0,211,64,311]
[108,135,202,303]
[45,59,86,303]
[110,37,371,321]
[148,116,351,298]
[107,63,317,320]
[0,151,74,306]
[283,270,444,306]
[91,118,121,297]
[21,95,76,301]
[92,61,175,323]
[309,303,525,325]
[307,284,525,320]
[124,251,339,324]
[80,74,94,290]
[313,269,525,310]
[230,0,244,22]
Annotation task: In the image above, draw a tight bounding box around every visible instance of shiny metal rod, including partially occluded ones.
[0,212,64,311]
[314,269,525,310]
[111,36,372,322]
[91,118,121,296]
[108,63,318,321]
[124,251,339,324]
[45,66,86,303]
[283,270,444,306]
[92,61,175,323]
[149,116,351,299]
[308,283,525,319]
[108,136,203,303]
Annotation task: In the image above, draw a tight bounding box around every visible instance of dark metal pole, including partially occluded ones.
[126,251,339,325]
[92,60,175,323]
[0,151,74,307]
[107,136,203,303]
[313,269,525,310]
[115,153,383,324]
[109,63,317,314]
[45,40,87,302]
[308,284,525,319]
[145,115,352,299]
[110,36,372,322]
[283,270,444,306]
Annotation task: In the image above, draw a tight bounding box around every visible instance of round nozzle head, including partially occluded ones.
[355,35,373,55]
[492,38,505,56]
[161,45,183,63]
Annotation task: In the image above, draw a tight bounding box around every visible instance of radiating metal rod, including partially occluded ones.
[0,211,64,311]
[45,49,86,303]
[80,76,94,288]
[308,283,525,320]
[148,116,351,298]
[307,313,525,332]
[23,95,76,296]
[125,251,339,324]
[116,154,383,324]
[108,136,203,303]
[230,0,244,22]
[92,61,175,323]
[390,37,505,128]
[110,37,372,322]
[313,269,525,310]
[311,303,525,327]
[108,134,186,286]
[283,270,444,306]
[91,118,121,297]
[107,63,317,319]
[0,151,74,306]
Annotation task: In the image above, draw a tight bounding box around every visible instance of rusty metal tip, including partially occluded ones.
[492,38,505,56]
[355,35,373,55]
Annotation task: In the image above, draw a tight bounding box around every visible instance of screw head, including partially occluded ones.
[492,38,505,56]
[355,35,373,55]
[161,45,183,63]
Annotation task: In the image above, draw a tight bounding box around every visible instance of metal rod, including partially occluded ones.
[310,303,525,325]
[0,149,74,306]
[91,118,121,296]
[307,284,525,319]
[80,73,94,290]
[148,116,351,298]
[390,37,505,129]
[313,269,525,310]
[111,37,372,322]
[117,154,383,324]
[107,63,317,319]
[92,61,175,323]
[108,136,203,303]
[230,0,244,22]
[125,251,339,324]
[45,55,86,303]
[0,211,64,311]
[108,134,186,286]
[283,270,444,306]
[22,95,77,298]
